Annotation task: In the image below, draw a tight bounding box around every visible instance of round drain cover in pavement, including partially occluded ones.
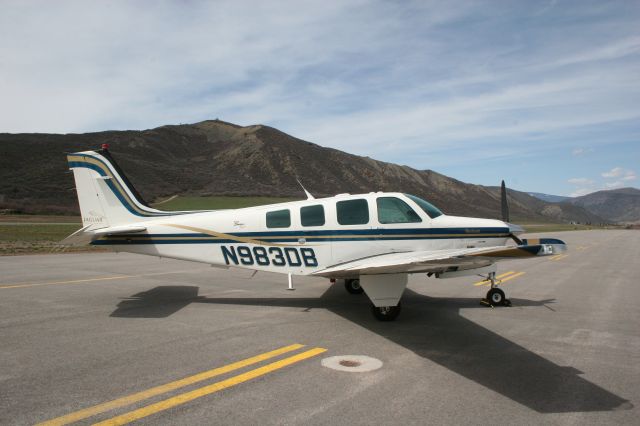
[321,355,383,372]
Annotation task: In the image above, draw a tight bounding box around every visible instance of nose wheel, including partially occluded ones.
[481,272,511,307]
[486,288,507,305]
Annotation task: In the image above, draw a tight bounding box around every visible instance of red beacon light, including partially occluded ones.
[101,143,110,150]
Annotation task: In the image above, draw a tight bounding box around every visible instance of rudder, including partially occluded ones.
[67,148,177,228]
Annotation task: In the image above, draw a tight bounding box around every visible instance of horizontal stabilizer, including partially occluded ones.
[60,225,93,246]
[60,225,147,246]
[93,225,147,236]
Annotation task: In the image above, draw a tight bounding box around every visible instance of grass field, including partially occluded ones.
[520,223,606,233]
[0,223,92,256]
[153,195,300,210]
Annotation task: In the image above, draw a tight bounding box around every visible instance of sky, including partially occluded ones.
[1,0,638,197]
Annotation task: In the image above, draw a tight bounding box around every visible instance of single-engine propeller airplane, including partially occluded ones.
[63,146,567,321]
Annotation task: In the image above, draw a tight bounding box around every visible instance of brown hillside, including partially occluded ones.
[0,119,602,223]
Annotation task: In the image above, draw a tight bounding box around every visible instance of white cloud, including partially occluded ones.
[570,188,596,197]
[602,167,624,178]
[601,167,636,180]
[572,148,594,156]
[605,181,625,189]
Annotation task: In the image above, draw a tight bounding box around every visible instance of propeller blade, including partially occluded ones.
[501,180,510,222]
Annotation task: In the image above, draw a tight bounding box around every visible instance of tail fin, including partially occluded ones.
[67,147,176,228]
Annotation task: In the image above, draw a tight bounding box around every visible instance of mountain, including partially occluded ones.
[0,119,603,223]
[565,188,640,224]
[527,192,571,203]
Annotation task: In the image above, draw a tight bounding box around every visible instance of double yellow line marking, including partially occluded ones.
[549,254,569,261]
[38,344,326,426]
[473,271,526,286]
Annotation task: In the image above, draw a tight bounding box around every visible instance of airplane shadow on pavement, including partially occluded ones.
[110,284,632,414]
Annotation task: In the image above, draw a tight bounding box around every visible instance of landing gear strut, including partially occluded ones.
[482,272,511,307]
[344,278,364,294]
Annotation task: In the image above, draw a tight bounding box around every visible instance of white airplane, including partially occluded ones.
[64,146,567,321]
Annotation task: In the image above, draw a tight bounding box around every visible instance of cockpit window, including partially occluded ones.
[376,197,422,224]
[404,194,443,218]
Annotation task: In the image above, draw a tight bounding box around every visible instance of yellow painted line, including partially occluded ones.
[498,271,526,283]
[475,271,526,287]
[93,347,328,426]
[474,271,515,286]
[36,344,305,426]
[552,254,569,261]
[0,270,199,290]
[548,254,563,260]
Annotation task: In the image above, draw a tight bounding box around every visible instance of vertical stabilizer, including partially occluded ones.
[67,148,179,228]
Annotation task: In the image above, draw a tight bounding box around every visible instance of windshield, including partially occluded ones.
[404,194,443,219]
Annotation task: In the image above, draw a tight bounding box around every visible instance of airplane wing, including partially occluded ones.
[312,238,566,278]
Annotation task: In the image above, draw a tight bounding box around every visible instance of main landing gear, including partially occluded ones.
[371,302,401,321]
[482,272,511,307]
[344,278,364,294]
[339,275,407,321]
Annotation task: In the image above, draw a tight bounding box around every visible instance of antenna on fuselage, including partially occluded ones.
[296,178,315,200]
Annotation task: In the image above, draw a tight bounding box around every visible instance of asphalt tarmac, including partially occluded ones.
[0,230,638,425]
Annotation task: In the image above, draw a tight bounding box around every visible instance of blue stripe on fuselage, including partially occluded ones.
[93,227,510,245]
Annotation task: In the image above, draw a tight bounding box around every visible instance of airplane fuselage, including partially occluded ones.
[91,192,510,276]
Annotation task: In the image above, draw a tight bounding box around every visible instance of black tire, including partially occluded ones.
[486,288,506,306]
[372,302,401,321]
[345,279,364,295]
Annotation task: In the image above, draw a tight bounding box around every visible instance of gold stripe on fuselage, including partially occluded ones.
[164,224,291,247]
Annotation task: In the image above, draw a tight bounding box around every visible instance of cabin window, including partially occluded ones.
[337,199,369,225]
[266,209,291,228]
[377,197,422,224]
[404,194,443,219]
[301,205,325,227]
